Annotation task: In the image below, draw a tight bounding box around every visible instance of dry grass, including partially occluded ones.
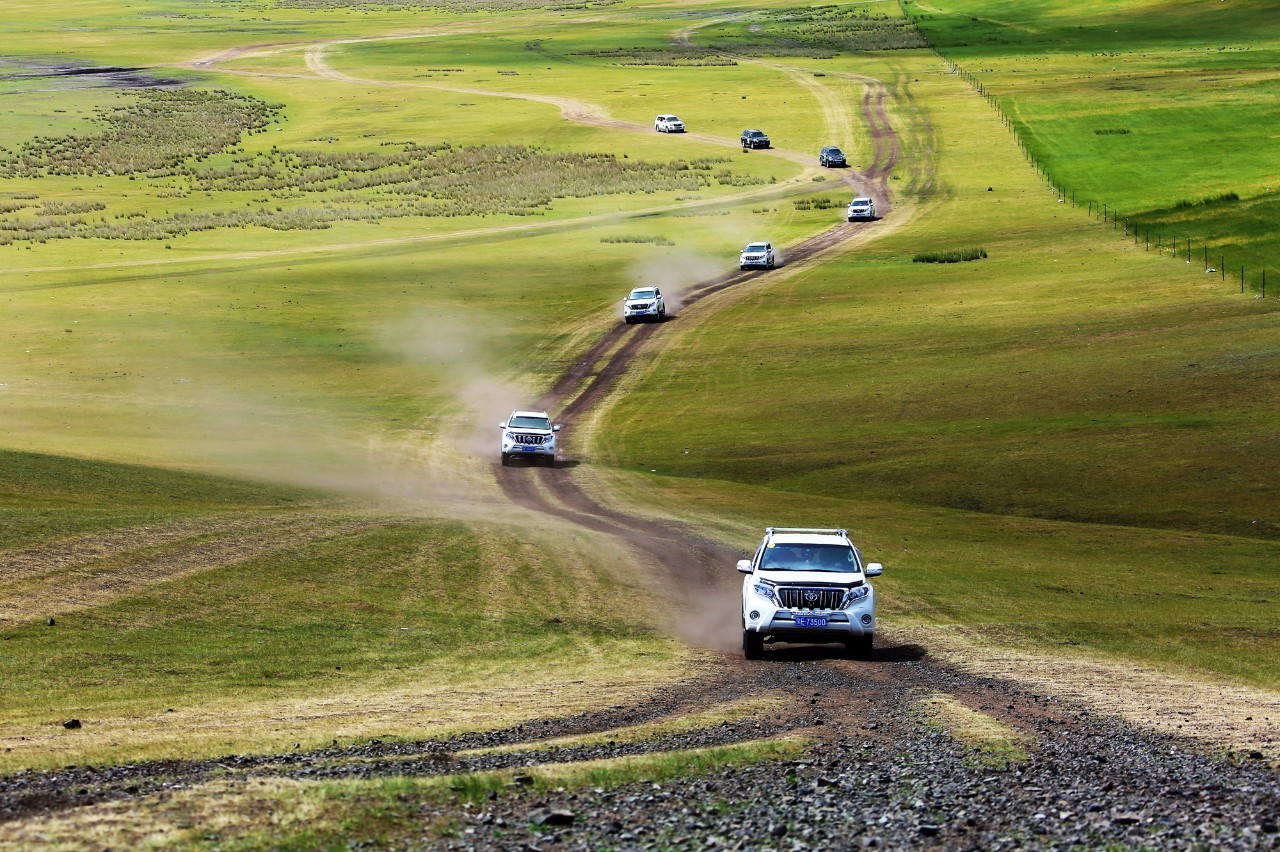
[571,48,736,66]
[899,624,1280,761]
[0,738,808,848]
[0,89,280,178]
[0,776,317,850]
[0,140,749,243]
[0,654,696,773]
[918,692,1030,767]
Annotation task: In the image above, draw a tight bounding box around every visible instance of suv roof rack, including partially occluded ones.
[765,527,848,538]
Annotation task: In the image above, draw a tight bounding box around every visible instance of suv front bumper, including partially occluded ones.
[743,592,875,642]
[502,437,555,458]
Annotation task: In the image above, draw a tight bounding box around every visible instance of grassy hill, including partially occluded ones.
[0,0,1276,780]
[595,2,1280,683]
[902,0,1280,289]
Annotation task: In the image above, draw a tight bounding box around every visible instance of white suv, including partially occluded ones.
[738,527,883,659]
[739,241,775,270]
[499,410,560,466]
[622,285,665,324]
[847,196,876,221]
[654,114,685,133]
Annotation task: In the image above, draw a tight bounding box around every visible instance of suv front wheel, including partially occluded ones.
[743,630,764,660]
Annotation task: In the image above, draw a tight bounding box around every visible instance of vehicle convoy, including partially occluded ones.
[654,114,685,133]
[622,286,666,323]
[499,410,560,466]
[847,196,876,221]
[819,146,847,167]
[740,129,770,149]
[737,527,883,660]
[739,241,775,270]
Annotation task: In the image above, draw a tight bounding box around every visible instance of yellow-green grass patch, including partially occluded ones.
[457,694,789,756]
[0,738,808,848]
[917,692,1030,767]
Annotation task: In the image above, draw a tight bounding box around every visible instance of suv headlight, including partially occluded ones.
[751,581,777,605]
[841,586,870,608]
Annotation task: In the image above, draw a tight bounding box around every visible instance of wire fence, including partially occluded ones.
[946,62,1268,297]
[897,0,1269,297]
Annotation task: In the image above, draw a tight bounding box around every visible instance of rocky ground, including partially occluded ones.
[4,645,1277,849]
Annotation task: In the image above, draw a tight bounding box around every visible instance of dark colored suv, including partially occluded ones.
[819,146,846,167]
[740,129,770,149]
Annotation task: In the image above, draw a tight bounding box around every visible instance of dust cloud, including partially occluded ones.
[627,250,723,315]
[141,381,499,517]
[671,585,744,652]
[381,310,527,460]
[98,307,536,520]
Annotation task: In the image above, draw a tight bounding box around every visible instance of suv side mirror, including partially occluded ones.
[553,425,562,432]
[735,559,753,574]
[499,422,507,429]
[865,562,884,577]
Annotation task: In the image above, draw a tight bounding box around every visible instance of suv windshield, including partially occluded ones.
[629,289,656,299]
[509,415,551,430]
[760,543,860,573]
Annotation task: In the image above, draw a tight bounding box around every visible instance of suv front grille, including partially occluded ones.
[511,433,547,445]
[777,586,845,611]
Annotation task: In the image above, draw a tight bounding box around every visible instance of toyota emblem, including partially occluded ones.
[804,591,819,603]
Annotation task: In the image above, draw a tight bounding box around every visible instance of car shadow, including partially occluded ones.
[758,641,927,664]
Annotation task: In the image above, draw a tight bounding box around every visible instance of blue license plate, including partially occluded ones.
[795,615,828,628]
[520,446,539,452]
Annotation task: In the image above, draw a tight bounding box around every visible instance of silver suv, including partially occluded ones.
[654,114,686,133]
[622,286,666,324]
[738,527,883,659]
[499,409,560,466]
[847,196,876,221]
[739,241,775,270]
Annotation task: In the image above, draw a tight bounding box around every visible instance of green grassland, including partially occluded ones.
[0,0,1276,781]
[0,0,849,771]
[0,451,682,773]
[904,0,1280,286]
[596,31,1280,684]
